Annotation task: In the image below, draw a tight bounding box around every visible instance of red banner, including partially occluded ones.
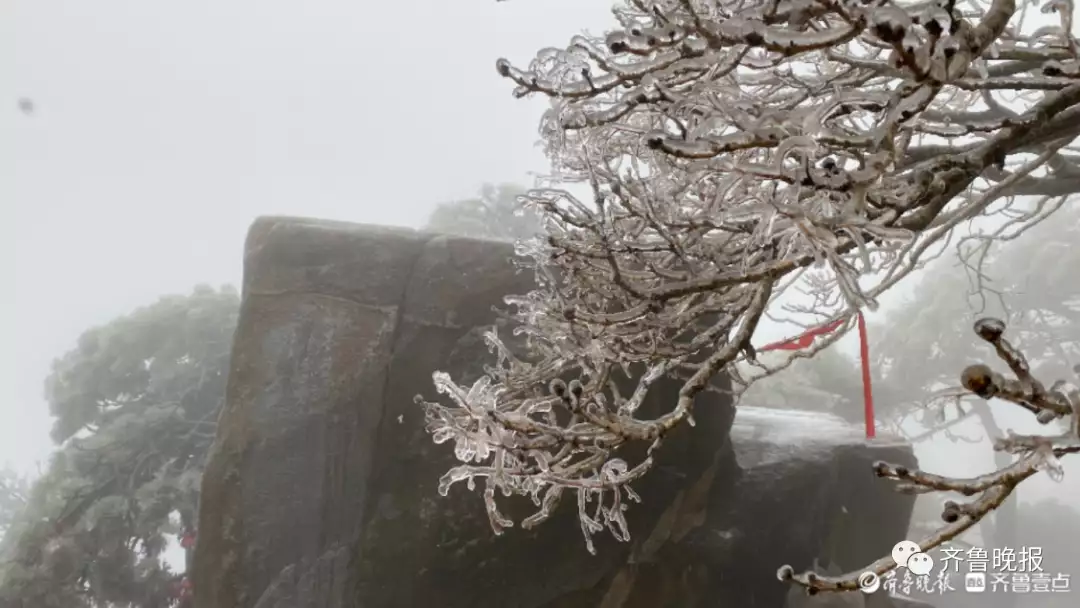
[758,318,845,352]
[756,314,876,438]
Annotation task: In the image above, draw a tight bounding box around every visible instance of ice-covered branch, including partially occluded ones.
[781,319,1078,595]
[420,0,1079,554]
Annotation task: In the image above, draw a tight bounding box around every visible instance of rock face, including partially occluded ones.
[193,216,919,608]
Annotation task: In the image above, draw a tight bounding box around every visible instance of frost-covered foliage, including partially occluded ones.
[418,0,1080,574]
[425,182,544,242]
[0,468,30,541]
[0,285,238,607]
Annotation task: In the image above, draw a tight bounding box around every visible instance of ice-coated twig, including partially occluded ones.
[781,319,1078,594]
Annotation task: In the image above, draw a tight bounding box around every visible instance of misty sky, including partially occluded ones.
[4,0,1077,514]
[4,0,620,472]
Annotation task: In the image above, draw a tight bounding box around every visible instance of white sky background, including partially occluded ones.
[3,0,616,473]
[3,0,1077,554]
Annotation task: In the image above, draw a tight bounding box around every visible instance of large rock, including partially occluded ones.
[193,216,918,608]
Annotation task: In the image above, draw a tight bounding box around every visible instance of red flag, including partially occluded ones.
[758,318,845,352]
[755,314,876,439]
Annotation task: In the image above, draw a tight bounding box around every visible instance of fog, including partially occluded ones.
[4,0,1078,603]
[5,0,619,474]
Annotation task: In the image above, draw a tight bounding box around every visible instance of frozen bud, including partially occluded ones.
[568,379,584,399]
[973,317,1006,341]
[1050,379,1078,398]
[744,31,766,46]
[922,8,950,36]
[941,500,961,523]
[549,378,568,398]
[777,564,795,581]
[871,8,911,43]
[495,59,511,77]
[1036,409,1059,424]
[961,364,997,398]
[606,32,630,54]
[940,37,960,58]
[1042,61,1064,76]
[872,460,890,477]
[681,36,708,55]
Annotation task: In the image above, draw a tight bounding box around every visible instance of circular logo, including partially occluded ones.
[858,571,881,594]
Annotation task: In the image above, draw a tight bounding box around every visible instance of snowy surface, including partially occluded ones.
[731,406,909,468]
[734,405,906,445]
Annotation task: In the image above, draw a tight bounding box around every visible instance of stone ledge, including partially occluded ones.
[193,216,916,608]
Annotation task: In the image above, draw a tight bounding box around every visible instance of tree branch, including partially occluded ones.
[781,318,1078,595]
[422,0,1080,557]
